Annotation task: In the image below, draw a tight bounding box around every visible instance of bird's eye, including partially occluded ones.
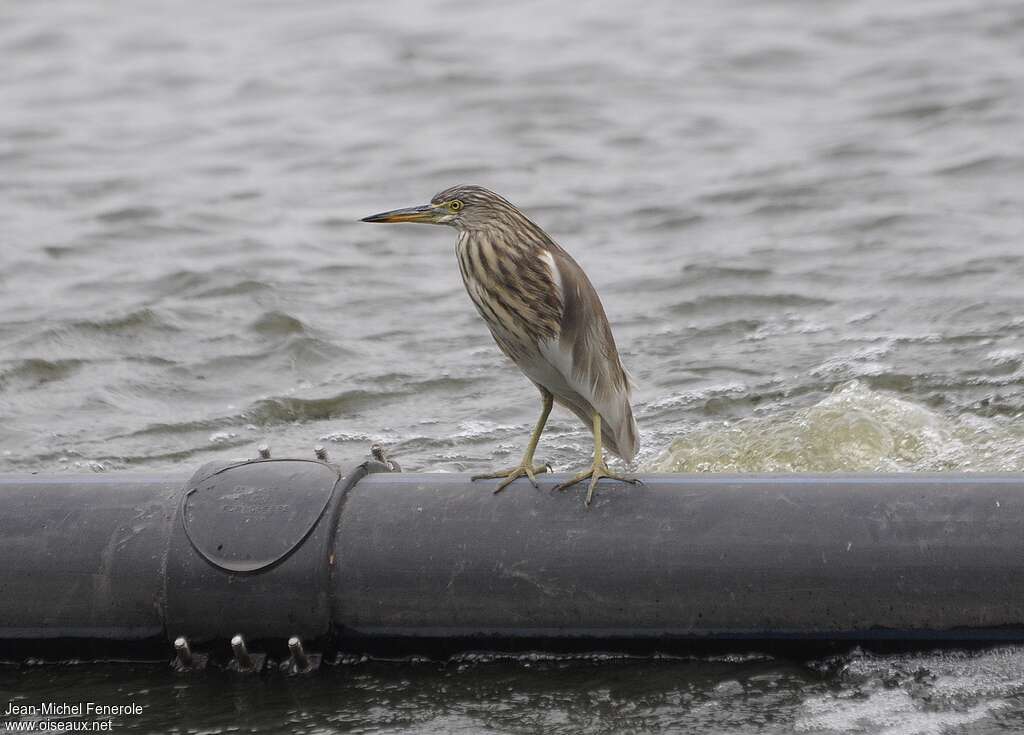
[448,200,464,212]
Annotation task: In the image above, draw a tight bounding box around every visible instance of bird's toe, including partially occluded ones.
[477,463,551,494]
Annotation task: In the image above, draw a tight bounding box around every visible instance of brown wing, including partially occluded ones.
[546,245,639,461]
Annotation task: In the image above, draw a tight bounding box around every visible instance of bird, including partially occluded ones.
[362,185,638,505]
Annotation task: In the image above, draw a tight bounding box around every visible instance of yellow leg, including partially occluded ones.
[554,412,639,505]
[472,390,553,494]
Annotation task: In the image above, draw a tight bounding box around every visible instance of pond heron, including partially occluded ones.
[362,185,638,505]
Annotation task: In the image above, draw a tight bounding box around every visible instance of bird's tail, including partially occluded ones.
[557,386,639,464]
[602,399,639,463]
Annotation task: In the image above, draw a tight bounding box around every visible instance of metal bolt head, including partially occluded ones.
[174,636,192,667]
[231,634,254,670]
[314,445,327,460]
[257,444,270,459]
[288,635,311,672]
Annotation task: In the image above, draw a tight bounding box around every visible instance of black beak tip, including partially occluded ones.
[360,214,381,223]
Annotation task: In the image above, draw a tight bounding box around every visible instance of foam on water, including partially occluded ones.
[649,380,1024,474]
[796,647,1024,734]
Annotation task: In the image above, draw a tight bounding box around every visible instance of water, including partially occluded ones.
[2,0,1024,731]
[3,649,1024,734]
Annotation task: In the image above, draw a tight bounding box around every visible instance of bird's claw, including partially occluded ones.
[555,462,638,506]
[472,463,551,494]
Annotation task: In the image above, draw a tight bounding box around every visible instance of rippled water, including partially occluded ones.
[3,648,1024,734]
[3,0,1024,731]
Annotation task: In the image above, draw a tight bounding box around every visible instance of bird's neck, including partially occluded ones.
[456,220,552,258]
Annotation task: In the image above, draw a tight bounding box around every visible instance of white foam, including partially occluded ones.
[647,380,1024,473]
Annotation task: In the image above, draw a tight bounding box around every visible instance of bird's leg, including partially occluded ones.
[472,390,553,493]
[555,413,639,505]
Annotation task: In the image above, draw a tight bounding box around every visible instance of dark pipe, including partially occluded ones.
[2,462,1024,654]
[0,474,180,639]
[336,472,1024,641]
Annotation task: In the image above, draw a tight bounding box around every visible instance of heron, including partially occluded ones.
[362,185,638,505]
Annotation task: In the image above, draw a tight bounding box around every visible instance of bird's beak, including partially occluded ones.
[361,204,442,224]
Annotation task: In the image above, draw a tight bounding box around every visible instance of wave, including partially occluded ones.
[0,357,85,391]
[646,380,1024,473]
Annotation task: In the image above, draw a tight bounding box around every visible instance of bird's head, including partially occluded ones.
[361,185,518,232]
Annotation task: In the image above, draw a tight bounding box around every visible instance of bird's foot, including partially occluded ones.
[555,461,640,506]
[472,462,551,494]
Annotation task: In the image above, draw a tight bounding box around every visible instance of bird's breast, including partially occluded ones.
[455,232,562,358]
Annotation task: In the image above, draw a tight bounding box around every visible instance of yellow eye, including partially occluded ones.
[448,200,464,212]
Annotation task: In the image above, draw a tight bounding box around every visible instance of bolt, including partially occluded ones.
[174,636,193,668]
[314,445,327,461]
[257,444,270,459]
[288,636,310,672]
[231,634,253,670]
[370,443,400,471]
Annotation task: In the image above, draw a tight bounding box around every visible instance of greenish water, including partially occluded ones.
[3,0,1024,731]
